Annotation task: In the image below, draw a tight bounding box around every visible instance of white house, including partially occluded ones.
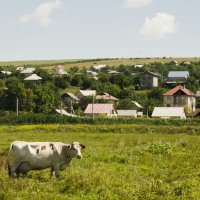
[152,107,186,119]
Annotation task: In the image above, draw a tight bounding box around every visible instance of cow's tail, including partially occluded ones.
[7,143,13,177]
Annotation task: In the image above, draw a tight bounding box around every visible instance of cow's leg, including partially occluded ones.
[10,162,21,178]
[50,167,54,179]
[52,164,60,178]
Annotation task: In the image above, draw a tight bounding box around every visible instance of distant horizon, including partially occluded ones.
[0,56,200,63]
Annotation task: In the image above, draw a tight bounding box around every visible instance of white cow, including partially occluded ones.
[7,141,85,178]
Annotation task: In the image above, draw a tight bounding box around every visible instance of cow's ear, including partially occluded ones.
[67,144,71,149]
[80,144,85,149]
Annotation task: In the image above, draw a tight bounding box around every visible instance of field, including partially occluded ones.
[0,124,200,199]
[1,57,200,71]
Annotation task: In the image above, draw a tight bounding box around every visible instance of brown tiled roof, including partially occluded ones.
[163,85,196,96]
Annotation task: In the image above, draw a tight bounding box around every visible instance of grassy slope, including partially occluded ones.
[0,125,200,199]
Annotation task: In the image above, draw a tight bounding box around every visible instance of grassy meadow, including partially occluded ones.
[0,124,200,199]
[1,57,200,71]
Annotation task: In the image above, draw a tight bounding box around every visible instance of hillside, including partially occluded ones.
[1,57,200,71]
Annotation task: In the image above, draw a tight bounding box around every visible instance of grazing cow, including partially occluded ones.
[7,141,85,178]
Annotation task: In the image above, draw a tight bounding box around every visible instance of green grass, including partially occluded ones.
[1,124,200,199]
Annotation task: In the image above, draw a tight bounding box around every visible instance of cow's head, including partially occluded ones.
[68,142,85,159]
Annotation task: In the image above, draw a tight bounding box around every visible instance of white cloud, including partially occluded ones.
[138,12,177,41]
[123,0,154,8]
[20,0,63,27]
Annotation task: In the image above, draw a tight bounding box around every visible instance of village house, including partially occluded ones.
[152,107,186,119]
[24,74,42,82]
[20,68,35,77]
[169,60,178,66]
[86,70,98,80]
[84,103,117,118]
[134,64,143,68]
[95,92,119,103]
[76,90,96,99]
[0,71,12,77]
[140,71,160,89]
[166,71,189,84]
[108,70,120,75]
[163,85,196,113]
[54,65,68,75]
[92,64,107,71]
[61,92,80,102]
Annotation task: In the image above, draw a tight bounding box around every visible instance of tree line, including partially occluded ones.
[0,61,200,115]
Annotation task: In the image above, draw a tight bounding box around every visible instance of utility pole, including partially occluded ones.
[60,101,63,116]
[16,97,19,116]
[147,107,148,118]
[92,94,94,120]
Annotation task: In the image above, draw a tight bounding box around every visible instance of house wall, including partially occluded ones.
[85,109,117,118]
[140,74,158,89]
[167,77,187,82]
[55,68,64,74]
[76,92,84,99]
[164,96,196,113]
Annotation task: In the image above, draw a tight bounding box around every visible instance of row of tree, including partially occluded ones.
[0,61,200,115]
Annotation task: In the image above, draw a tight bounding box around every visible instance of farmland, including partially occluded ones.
[1,57,200,70]
[0,124,200,199]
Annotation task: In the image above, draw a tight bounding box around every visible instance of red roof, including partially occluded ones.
[163,85,196,96]
[84,104,114,114]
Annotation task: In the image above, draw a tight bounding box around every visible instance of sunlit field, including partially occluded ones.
[0,124,200,199]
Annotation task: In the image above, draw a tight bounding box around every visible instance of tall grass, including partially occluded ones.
[0,125,200,199]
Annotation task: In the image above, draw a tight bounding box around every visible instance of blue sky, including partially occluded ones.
[0,0,199,61]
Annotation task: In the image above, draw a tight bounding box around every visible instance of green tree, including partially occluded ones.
[25,88,35,112]
[54,75,70,89]
[117,98,134,109]
[33,83,57,114]
[3,77,27,111]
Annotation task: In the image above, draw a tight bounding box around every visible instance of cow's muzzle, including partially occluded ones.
[77,155,82,159]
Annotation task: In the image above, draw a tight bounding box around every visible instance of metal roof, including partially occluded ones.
[0,71,12,75]
[196,91,200,97]
[24,74,42,81]
[20,68,35,74]
[168,71,189,78]
[131,101,143,108]
[55,109,77,117]
[92,64,106,70]
[141,71,160,77]
[84,104,114,114]
[152,107,186,119]
[62,92,79,101]
[79,90,96,96]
